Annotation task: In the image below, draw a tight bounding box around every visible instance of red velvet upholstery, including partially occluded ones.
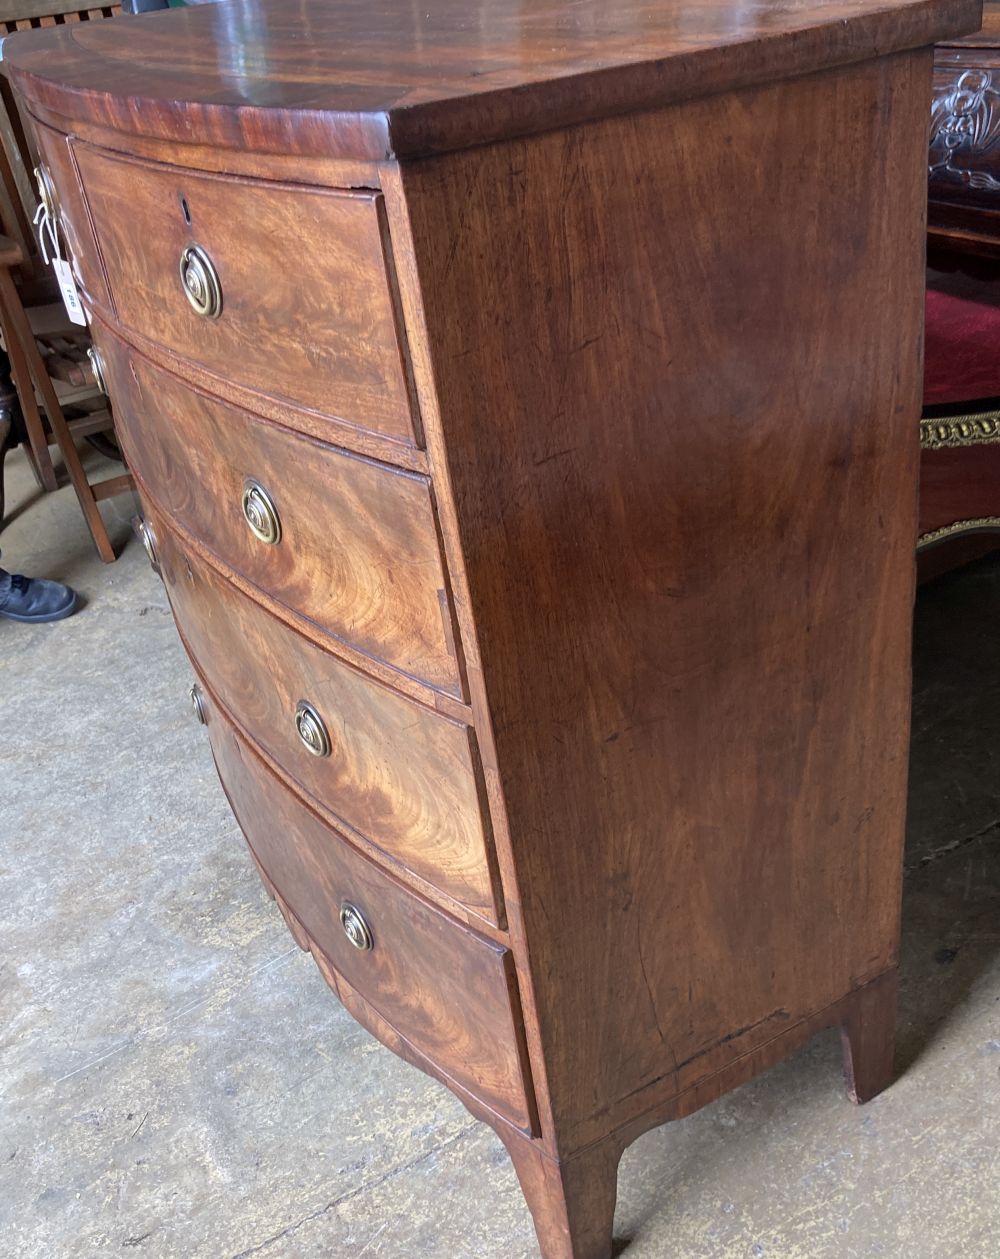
[920,268,1000,576]
[924,269,1000,407]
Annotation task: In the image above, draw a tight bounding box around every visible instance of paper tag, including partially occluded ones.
[53,257,87,326]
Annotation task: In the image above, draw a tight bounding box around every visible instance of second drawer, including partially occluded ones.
[99,332,462,698]
[151,508,502,927]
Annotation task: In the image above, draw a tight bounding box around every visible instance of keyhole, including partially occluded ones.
[180,197,191,226]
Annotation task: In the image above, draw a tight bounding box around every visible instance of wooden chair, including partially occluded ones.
[0,1,132,559]
[0,7,120,288]
[0,230,130,559]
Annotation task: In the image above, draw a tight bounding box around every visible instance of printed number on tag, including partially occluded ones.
[53,258,87,327]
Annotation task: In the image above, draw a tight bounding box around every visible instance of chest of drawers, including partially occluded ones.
[6,0,979,1254]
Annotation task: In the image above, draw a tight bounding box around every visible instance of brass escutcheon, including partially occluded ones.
[241,478,281,545]
[295,700,331,758]
[340,903,374,952]
[179,243,222,318]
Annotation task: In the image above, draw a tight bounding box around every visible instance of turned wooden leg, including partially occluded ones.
[840,970,898,1104]
[500,1131,623,1259]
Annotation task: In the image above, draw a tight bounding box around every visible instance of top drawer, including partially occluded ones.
[72,145,419,447]
[32,124,110,310]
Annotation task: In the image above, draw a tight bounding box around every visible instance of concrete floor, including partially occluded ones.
[1,444,998,1259]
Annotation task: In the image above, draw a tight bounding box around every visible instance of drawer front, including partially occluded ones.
[32,123,110,309]
[152,510,501,926]
[100,333,460,697]
[205,705,534,1132]
[73,143,417,445]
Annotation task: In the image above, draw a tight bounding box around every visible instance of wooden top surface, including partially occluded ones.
[5,0,981,160]
[936,0,995,42]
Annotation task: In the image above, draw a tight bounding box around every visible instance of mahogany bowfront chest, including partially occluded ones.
[6,0,980,1254]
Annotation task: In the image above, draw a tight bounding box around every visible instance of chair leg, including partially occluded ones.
[0,411,11,526]
[0,267,116,562]
[0,276,58,492]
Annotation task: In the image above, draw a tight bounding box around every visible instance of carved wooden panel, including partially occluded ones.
[930,63,1000,201]
[929,9,1000,255]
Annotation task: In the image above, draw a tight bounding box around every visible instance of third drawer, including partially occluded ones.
[149,505,503,929]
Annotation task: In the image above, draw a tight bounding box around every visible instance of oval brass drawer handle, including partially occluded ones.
[190,682,207,725]
[87,345,108,396]
[295,700,330,757]
[179,243,222,319]
[241,478,281,545]
[340,902,373,952]
[34,164,58,222]
[136,516,160,575]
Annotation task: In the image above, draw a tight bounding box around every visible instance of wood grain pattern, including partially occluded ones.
[6,2,978,1255]
[152,506,501,927]
[3,0,978,160]
[84,304,429,474]
[392,50,931,1157]
[501,1137,624,1259]
[22,103,386,206]
[96,327,461,696]
[72,143,417,444]
[205,697,534,1132]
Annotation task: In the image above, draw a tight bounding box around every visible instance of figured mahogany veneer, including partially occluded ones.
[74,144,418,445]
[7,1,980,1255]
[203,689,535,1133]
[97,325,462,697]
[4,0,979,161]
[151,507,501,928]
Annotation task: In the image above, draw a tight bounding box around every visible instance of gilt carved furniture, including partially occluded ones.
[917,7,1000,575]
[920,267,1000,573]
[5,1,979,1255]
[931,1,1000,255]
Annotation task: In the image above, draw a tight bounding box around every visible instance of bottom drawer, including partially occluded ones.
[203,696,537,1133]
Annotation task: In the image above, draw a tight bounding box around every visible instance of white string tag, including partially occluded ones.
[33,196,86,325]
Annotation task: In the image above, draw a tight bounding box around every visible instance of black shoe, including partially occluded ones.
[0,572,79,622]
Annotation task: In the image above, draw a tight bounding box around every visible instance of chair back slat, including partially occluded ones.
[0,4,120,272]
[0,3,119,27]
[0,0,129,560]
